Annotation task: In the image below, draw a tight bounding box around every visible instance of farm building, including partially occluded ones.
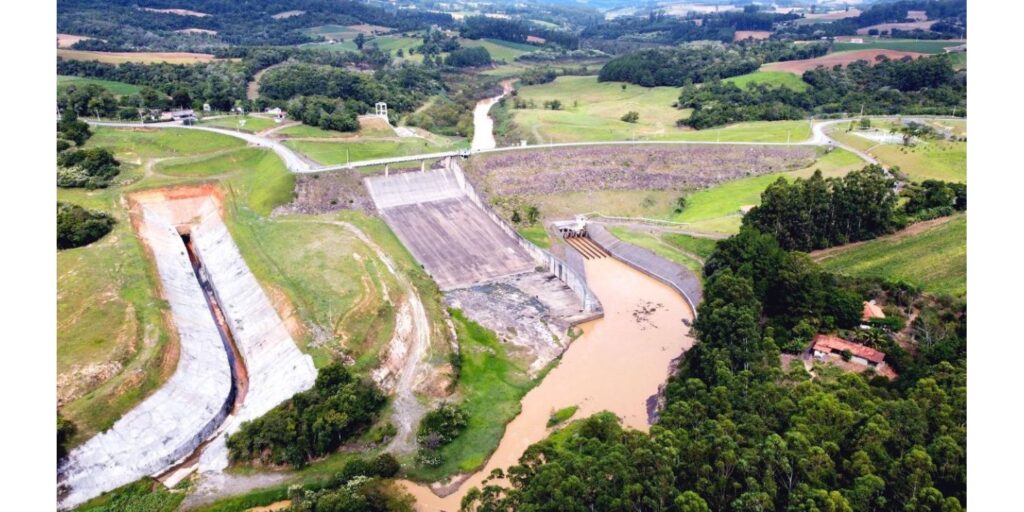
[812,334,887,370]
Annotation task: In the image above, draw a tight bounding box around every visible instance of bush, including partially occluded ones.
[621,111,639,123]
[58,413,77,461]
[444,46,492,67]
[57,202,115,250]
[57,148,121,189]
[226,364,385,468]
[417,402,468,449]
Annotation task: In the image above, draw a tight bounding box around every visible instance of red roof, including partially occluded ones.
[862,301,886,322]
[813,334,886,364]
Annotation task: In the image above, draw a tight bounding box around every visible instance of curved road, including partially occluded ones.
[91,115,962,175]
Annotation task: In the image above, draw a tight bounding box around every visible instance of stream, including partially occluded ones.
[470,80,514,151]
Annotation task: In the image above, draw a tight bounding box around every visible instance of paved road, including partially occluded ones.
[92,116,964,174]
[88,120,316,173]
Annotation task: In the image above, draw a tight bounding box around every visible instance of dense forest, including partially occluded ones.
[462,171,967,512]
[459,15,579,49]
[678,54,965,129]
[57,0,453,51]
[598,41,829,87]
[226,364,384,468]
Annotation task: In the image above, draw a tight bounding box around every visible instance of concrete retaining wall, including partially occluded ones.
[587,223,703,315]
[446,158,602,317]
[192,210,318,473]
[58,207,234,510]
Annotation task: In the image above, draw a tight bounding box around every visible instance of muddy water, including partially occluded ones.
[400,256,695,510]
[470,80,514,151]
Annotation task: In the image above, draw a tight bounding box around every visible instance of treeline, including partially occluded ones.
[459,15,578,49]
[599,45,758,87]
[581,7,799,46]
[58,0,453,51]
[679,55,965,129]
[58,58,248,111]
[257,62,444,124]
[226,364,384,468]
[463,172,966,512]
[57,203,115,250]
[598,41,828,87]
[745,166,966,252]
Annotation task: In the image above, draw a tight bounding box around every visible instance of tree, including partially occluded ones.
[57,202,115,249]
[171,87,192,109]
[525,205,540,224]
[621,111,640,123]
[354,33,367,50]
[57,108,91,146]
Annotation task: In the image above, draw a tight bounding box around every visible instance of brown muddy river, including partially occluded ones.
[400,256,696,510]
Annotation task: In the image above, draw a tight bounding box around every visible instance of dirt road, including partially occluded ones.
[399,256,695,510]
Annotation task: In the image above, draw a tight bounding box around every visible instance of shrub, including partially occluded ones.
[58,413,77,461]
[547,405,579,427]
[621,111,639,123]
[417,402,468,449]
[57,202,115,249]
[57,148,121,189]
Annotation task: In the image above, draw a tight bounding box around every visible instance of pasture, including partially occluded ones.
[511,76,813,143]
[723,70,809,91]
[511,76,689,142]
[57,49,217,64]
[58,75,142,96]
[813,214,966,296]
[461,38,537,61]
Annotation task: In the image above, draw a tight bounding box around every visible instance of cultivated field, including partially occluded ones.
[762,49,926,75]
[813,214,966,296]
[723,70,809,91]
[57,49,217,64]
[832,39,965,54]
[58,75,142,96]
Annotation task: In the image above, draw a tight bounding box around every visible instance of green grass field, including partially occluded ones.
[829,122,966,183]
[198,115,279,133]
[58,75,142,96]
[276,119,396,139]
[512,76,688,143]
[723,70,809,91]
[814,214,966,296]
[461,38,537,61]
[607,227,706,275]
[511,76,813,143]
[84,126,246,164]
[283,138,456,165]
[832,39,963,54]
[406,309,538,481]
[518,225,551,248]
[671,148,865,233]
